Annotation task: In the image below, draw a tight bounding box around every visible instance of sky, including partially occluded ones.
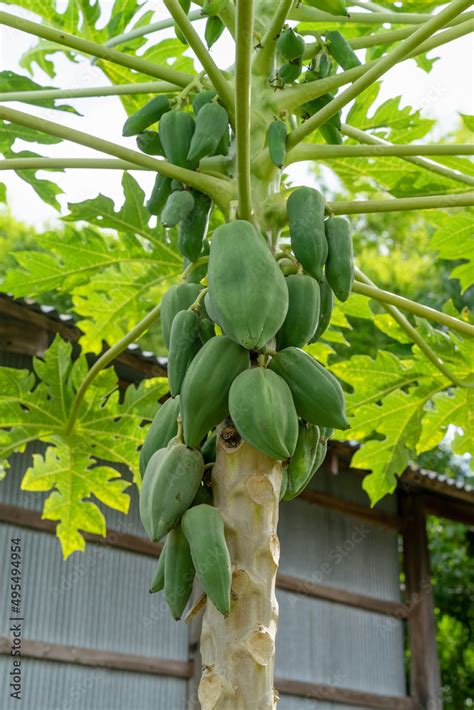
[0,2,473,228]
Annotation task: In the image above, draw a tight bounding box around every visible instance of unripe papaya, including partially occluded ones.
[277,60,302,84]
[185,239,209,284]
[181,504,231,615]
[326,30,361,70]
[301,93,341,129]
[324,216,354,302]
[280,467,289,501]
[311,277,334,341]
[283,422,320,501]
[320,124,343,145]
[276,274,320,349]
[269,347,348,430]
[122,95,171,137]
[161,190,195,229]
[187,103,229,165]
[205,15,225,48]
[203,291,220,324]
[312,438,328,477]
[276,27,306,62]
[229,367,298,460]
[136,130,164,156]
[139,395,180,476]
[168,310,201,397]
[147,174,172,216]
[178,190,212,262]
[139,443,204,542]
[161,283,203,348]
[164,525,195,618]
[320,426,335,442]
[159,110,195,169]
[287,187,327,281]
[278,257,298,276]
[198,317,216,343]
[149,542,167,593]
[201,431,216,464]
[193,90,217,115]
[181,336,250,448]
[202,0,228,15]
[308,51,332,80]
[268,119,287,169]
[208,220,288,350]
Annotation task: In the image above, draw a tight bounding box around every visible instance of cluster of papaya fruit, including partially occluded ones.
[271,23,360,145]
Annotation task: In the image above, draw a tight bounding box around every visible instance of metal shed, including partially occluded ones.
[0,296,473,710]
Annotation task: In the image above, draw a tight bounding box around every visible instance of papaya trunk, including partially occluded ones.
[197,421,282,709]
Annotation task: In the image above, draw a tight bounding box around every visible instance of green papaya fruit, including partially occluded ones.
[287,187,327,281]
[159,110,195,169]
[175,0,191,44]
[147,174,172,216]
[283,422,320,501]
[203,291,220,325]
[303,0,348,16]
[161,282,203,349]
[139,443,204,542]
[149,543,167,593]
[280,467,289,501]
[161,190,195,229]
[181,336,250,448]
[202,0,228,15]
[311,277,334,341]
[168,309,201,397]
[187,103,229,165]
[215,126,230,156]
[269,347,348,430]
[278,257,298,276]
[140,395,180,476]
[193,90,217,115]
[185,239,210,284]
[164,525,195,619]
[229,367,299,460]
[192,482,214,506]
[308,51,332,80]
[311,438,328,477]
[320,124,343,145]
[122,95,171,137]
[205,15,225,48]
[136,130,164,156]
[198,317,216,343]
[171,179,183,191]
[326,30,361,70]
[324,216,354,302]
[178,190,212,262]
[208,220,289,350]
[301,93,341,129]
[276,26,306,62]
[201,431,216,464]
[277,60,302,84]
[267,119,287,169]
[320,426,335,442]
[181,504,231,615]
[276,274,320,350]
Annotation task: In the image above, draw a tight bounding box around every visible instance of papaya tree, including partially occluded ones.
[0,0,473,707]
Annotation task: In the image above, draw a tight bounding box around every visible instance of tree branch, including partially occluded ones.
[0,11,193,87]
[0,106,234,210]
[352,281,474,338]
[286,0,473,150]
[64,302,163,435]
[235,0,255,220]
[0,82,180,104]
[286,142,474,160]
[163,0,235,119]
[354,269,474,390]
[289,6,474,26]
[103,10,203,49]
[340,125,474,188]
[0,158,145,171]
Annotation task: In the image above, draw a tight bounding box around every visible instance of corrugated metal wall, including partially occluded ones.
[0,349,406,709]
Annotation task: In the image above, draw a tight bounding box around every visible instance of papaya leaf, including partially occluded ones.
[417,388,474,457]
[429,211,474,295]
[0,336,168,557]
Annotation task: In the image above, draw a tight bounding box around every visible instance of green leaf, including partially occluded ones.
[430,211,474,294]
[417,388,474,457]
[0,335,169,557]
[460,114,474,132]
